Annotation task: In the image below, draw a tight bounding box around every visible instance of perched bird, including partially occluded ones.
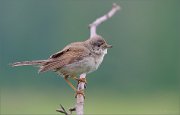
[12,35,112,95]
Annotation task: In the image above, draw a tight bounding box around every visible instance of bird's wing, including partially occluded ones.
[49,46,70,59]
[39,42,90,73]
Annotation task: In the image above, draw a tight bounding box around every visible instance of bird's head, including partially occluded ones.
[87,35,112,54]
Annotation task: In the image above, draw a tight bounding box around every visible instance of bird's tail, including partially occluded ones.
[11,60,47,67]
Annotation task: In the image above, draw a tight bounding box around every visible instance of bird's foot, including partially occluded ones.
[78,78,87,89]
[74,77,87,84]
[75,90,85,99]
[74,77,87,89]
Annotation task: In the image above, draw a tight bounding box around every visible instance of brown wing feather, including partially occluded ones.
[39,42,90,73]
[49,47,69,58]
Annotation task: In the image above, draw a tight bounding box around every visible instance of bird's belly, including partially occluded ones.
[58,56,96,76]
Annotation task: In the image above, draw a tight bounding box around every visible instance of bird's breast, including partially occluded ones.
[58,56,95,76]
[57,49,107,76]
[93,49,107,71]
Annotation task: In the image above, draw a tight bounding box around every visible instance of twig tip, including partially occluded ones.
[113,3,121,10]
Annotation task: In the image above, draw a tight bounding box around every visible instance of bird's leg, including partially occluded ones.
[64,76,85,98]
[64,76,77,92]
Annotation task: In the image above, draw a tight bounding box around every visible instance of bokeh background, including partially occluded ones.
[0,0,180,114]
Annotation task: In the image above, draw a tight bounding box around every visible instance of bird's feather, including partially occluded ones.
[11,60,47,67]
[39,42,90,73]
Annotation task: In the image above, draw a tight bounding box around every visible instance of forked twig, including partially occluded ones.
[56,104,76,115]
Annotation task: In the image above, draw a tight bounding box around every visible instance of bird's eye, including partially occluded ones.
[97,43,101,47]
[94,42,101,47]
[93,39,104,47]
[97,41,104,47]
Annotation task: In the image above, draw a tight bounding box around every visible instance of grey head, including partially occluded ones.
[85,35,112,55]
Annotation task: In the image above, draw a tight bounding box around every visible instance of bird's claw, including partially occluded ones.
[75,90,85,99]
[74,77,87,89]
[77,77,87,84]
[79,78,87,89]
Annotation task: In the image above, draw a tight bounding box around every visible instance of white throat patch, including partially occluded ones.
[104,49,107,54]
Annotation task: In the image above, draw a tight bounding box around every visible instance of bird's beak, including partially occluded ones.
[105,43,112,48]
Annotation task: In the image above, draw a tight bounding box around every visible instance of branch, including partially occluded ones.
[89,3,120,38]
[76,73,86,115]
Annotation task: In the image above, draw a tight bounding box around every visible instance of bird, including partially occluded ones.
[11,35,112,96]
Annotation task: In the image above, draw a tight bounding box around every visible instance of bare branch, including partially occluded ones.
[76,73,86,115]
[89,3,120,38]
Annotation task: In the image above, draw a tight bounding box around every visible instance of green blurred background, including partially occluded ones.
[0,0,180,114]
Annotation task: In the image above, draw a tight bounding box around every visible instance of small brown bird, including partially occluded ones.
[12,35,112,94]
